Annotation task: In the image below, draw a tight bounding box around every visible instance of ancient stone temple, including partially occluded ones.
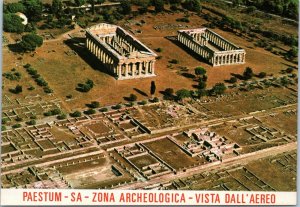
[177,28,246,66]
[86,23,157,80]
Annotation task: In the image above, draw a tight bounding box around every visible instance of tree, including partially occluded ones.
[286,67,294,73]
[182,0,201,12]
[176,89,191,100]
[165,88,174,96]
[153,0,164,13]
[228,77,237,83]
[210,83,226,95]
[3,13,25,33]
[257,72,266,78]
[84,108,96,115]
[88,101,100,108]
[197,89,207,98]
[22,0,43,22]
[169,0,181,5]
[86,79,94,88]
[87,0,95,14]
[243,67,253,80]
[5,2,25,13]
[19,33,43,52]
[26,119,36,125]
[195,66,206,76]
[128,94,137,102]
[70,111,82,117]
[198,79,206,90]
[57,113,67,120]
[75,0,86,6]
[13,85,23,94]
[286,46,298,59]
[51,0,63,16]
[120,0,132,15]
[150,81,156,96]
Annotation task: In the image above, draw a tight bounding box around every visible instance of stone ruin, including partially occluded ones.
[177,28,246,66]
[86,23,157,80]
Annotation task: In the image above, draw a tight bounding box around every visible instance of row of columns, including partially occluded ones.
[190,33,208,46]
[206,30,235,51]
[178,31,246,66]
[86,37,114,65]
[212,53,245,66]
[178,33,213,59]
[116,61,155,79]
[110,36,135,55]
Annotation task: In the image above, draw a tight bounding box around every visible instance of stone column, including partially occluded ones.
[151,61,155,75]
[125,64,129,77]
[132,63,136,76]
[145,62,149,75]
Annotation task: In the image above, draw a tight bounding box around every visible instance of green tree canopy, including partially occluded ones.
[153,0,164,12]
[150,81,156,95]
[195,66,206,76]
[22,0,43,22]
[243,67,253,80]
[19,33,43,52]
[120,0,132,15]
[176,89,191,100]
[4,13,25,33]
[75,0,86,6]
[4,2,25,13]
[182,0,201,12]
[51,0,63,16]
[210,83,226,95]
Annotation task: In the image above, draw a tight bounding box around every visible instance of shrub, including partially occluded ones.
[88,101,100,108]
[139,100,147,105]
[12,124,22,128]
[257,72,267,78]
[26,120,36,125]
[99,108,108,112]
[57,113,67,120]
[243,67,253,80]
[43,111,53,116]
[155,48,163,52]
[15,116,23,122]
[176,17,190,23]
[210,83,226,95]
[24,63,31,68]
[2,126,7,131]
[70,111,82,117]
[51,108,61,115]
[43,86,53,93]
[28,86,35,90]
[113,104,122,110]
[84,108,96,115]
[286,67,294,73]
[176,89,191,100]
[169,59,179,64]
[152,97,159,102]
[228,77,237,83]
[10,85,23,94]
[128,94,137,102]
